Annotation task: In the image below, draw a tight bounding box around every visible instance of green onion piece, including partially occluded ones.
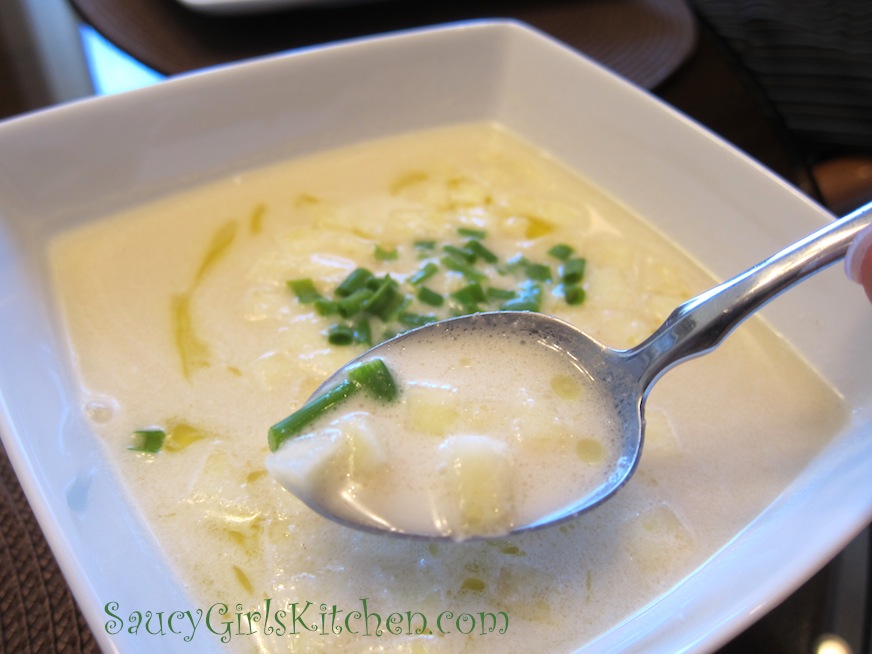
[414,239,436,250]
[525,263,552,282]
[443,244,477,264]
[353,316,372,346]
[363,276,404,320]
[374,245,399,261]
[129,429,166,453]
[314,298,339,316]
[451,282,486,307]
[563,285,586,306]
[457,227,487,239]
[417,286,444,307]
[287,279,323,304]
[500,282,542,312]
[408,262,439,286]
[337,287,374,318]
[327,323,356,345]
[336,267,374,297]
[561,258,587,285]
[486,287,516,301]
[268,379,358,451]
[440,256,486,281]
[398,312,439,328]
[465,239,498,263]
[346,358,399,402]
[548,243,575,261]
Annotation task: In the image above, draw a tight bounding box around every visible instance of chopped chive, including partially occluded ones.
[440,256,486,281]
[363,276,404,320]
[374,245,399,261]
[458,227,487,239]
[443,244,477,264]
[548,243,575,261]
[408,262,439,286]
[314,298,339,316]
[353,316,372,346]
[397,312,439,328]
[563,285,586,305]
[451,282,486,307]
[561,258,587,285]
[268,379,358,451]
[129,429,166,453]
[500,282,542,312]
[346,358,398,402]
[417,286,444,307]
[287,278,323,304]
[465,239,498,263]
[414,239,436,250]
[327,323,356,345]
[486,287,517,301]
[337,287,374,318]
[335,268,374,297]
[525,262,552,282]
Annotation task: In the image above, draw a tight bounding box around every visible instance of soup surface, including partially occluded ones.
[51,123,846,653]
[266,320,623,541]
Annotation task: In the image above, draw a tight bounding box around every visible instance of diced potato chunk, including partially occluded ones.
[266,413,386,500]
[437,435,515,539]
[622,503,695,578]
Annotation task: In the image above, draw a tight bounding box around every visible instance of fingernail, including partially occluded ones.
[845,224,872,283]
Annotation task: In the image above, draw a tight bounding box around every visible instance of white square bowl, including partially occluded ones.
[1,19,870,654]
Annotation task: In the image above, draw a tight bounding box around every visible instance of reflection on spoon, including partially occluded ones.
[267,201,872,541]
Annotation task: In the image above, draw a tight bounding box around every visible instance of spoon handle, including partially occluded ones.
[630,201,872,391]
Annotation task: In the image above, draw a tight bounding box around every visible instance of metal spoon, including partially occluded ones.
[276,201,872,539]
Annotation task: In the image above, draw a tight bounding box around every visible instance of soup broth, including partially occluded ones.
[51,123,846,653]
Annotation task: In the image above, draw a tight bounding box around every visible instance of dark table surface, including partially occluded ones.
[1,0,869,652]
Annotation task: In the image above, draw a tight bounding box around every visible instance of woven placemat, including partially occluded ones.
[70,0,698,89]
[0,444,99,654]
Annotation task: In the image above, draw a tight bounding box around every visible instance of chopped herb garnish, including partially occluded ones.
[417,286,444,307]
[500,281,542,312]
[457,227,487,239]
[336,268,374,297]
[548,243,574,261]
[364,276,404,320]
[408,262,439,286]
[327,323,357,345]
[346,358,399,402]
[563,285,586,305]
[561,258,587,285]
[485,287,517,301]
[374,245,399,261]
[440,255,487,281]
[451,282,486,307]
[268,379,358,451]
[337,288,374,318]
[286,226,590,346]
[288,278,323,304]
[465,239,498,263]
[268,358,400,450]
[129,429,166,453]
[524,262,552,282]
[443,244,477,264]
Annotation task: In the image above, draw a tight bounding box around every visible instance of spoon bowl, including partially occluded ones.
[273,201,872,539]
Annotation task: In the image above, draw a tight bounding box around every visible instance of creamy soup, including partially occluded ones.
[266,320,623,541]
[51,123,846,653]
